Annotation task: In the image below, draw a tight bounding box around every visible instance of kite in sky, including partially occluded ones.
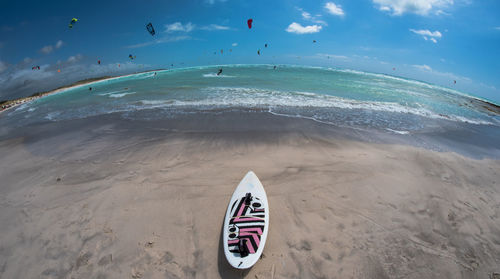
[146,23,155,36]
[68,18,78,29]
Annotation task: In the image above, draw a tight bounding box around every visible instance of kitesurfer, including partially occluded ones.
[217,68,223,76]
[257,49,260,55]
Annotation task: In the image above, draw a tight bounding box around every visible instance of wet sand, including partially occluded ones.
[0,112,499,278]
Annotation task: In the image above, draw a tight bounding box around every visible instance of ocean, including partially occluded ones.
[2,64,499,157]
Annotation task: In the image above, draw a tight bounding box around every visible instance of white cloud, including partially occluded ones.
[0,59,149,100]
[313,19,328,26]
[0,61,7,73]
[296,7,328,26]
[435,9,451,16]
[165,22,195,33]
[325,2,345,16]
[479,82,496,91]
[125,36,191,49]
[200,24,230,31]
[23,57,32,63]
[410,29,442,42]
[40,45,54,54]
[373,0,453,16]
[413,64,432,71]
[164,22,229,33]
[39,40,64,54]
[318,53,350,60]
[410,29,442,37]
[67,54,83,63]
[55,40,64,49]
[0,64,56,99]
[495,27,500,30]
[232,42,238,47]
[205,0,227,4]
[286,22,322,34]
[412,64,472,83]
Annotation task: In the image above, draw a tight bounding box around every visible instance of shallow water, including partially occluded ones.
[2,65,499,135]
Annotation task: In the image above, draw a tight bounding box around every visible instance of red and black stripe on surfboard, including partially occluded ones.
[228,195,265,255]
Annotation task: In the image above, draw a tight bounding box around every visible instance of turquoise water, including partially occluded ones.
[4,65,500,133]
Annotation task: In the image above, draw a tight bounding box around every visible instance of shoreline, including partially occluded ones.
[2,109,499,160]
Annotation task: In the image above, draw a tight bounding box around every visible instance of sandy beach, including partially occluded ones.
[0,112,499,278]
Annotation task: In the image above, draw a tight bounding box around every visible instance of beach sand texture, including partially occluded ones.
[0,113,499,279]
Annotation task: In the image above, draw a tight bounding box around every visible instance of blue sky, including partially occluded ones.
[1,0,499,102]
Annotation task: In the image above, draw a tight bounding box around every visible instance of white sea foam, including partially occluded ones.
[131,87,494,125]
[202,73,235,78]
[386,128,410,135]
[135,73,156,79]
[99,90,136,98]
[45,111,61,120]
[108,92,136,98]
[98,90,127,96]
[139,100,174,106]
[14,103,28,112]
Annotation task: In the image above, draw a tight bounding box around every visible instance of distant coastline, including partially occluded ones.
[0,69,165,114]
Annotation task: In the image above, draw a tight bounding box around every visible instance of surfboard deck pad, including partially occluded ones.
[223,171,269,269]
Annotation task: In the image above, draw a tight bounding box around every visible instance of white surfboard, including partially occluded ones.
[223,171,269,269]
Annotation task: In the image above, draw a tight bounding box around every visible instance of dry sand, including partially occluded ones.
[0,113,499,279]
